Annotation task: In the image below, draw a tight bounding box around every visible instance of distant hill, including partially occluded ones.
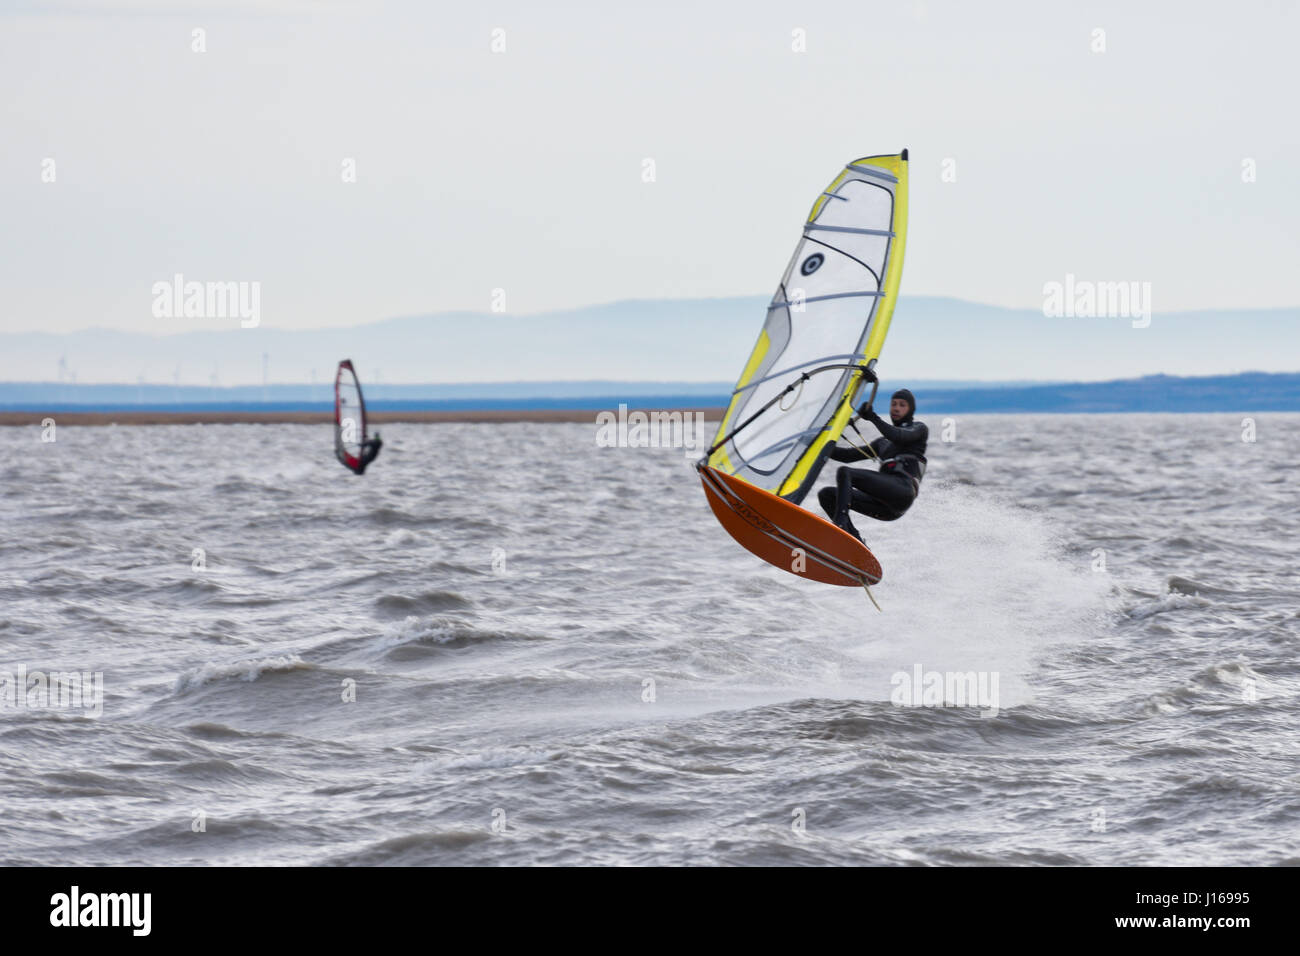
[2,296,1297,386]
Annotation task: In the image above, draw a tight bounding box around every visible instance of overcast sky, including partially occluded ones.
[3,0,1297,335]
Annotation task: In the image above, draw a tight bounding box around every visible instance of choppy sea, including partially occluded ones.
[2,414,1297,865]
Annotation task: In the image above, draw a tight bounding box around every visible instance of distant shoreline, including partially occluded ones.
[4,371,1299,418]
[0,408,727,426]
[5,371,1300,423]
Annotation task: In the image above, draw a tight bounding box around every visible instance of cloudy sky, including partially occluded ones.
[2,0,1297,335]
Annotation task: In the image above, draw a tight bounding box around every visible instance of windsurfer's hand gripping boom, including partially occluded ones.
[847,364,878,422]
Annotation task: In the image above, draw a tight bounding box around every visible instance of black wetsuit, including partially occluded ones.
[340,435,383,475]
[356,436,383,474]
[817,409,927,534]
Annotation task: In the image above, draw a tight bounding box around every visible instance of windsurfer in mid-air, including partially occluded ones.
[817,383,927,543]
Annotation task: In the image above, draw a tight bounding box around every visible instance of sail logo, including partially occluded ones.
[595,405,708,458]
[1042,273,1152,328]
[49,886,151,936]
[151,273,261,328]
[0,665,103,717]
[800,253,824,275]
[890,664,999,718]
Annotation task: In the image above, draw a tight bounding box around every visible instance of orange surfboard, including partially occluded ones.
[698,464,882,587]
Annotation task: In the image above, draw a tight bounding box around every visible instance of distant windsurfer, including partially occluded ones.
[353,433,383,475]
[817,387,927,543]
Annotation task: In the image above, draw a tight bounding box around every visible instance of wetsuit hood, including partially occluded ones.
[891,388,916,423]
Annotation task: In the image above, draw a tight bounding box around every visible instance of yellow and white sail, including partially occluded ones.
[707,150,909,503]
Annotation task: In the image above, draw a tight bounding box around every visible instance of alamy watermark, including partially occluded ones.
[1,665,104,717]
[595,404,708,458]
[890,663,1000,718]
[49,886,150,936]
[1042,273,1151,328]
[151,273,260,328]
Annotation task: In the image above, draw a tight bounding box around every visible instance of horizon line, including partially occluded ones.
[4,369,1299,391]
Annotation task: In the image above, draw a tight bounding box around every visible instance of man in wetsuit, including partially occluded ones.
[355,433,383,475]
[356,434,379,473]
[338,430,383,475]
[817,387,927,543]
